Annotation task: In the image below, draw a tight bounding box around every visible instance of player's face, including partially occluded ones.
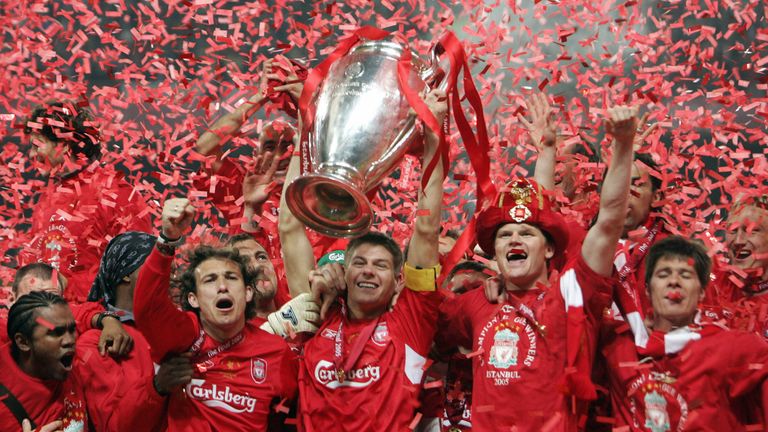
[29,133,65,173]
[726,205,768,279]
[624,163,654,235]
[190,258,253,335]
[494,223,553,289]
[17,304,76,381]
[345,243,402,317]
[648,256,702,327]
[16,274,61,298]
[232,239,277,300]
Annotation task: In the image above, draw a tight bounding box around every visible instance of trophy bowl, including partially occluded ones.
[286,39,441,238]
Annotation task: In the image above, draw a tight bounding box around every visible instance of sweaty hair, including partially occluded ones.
[346,231,404,276]
[12,263,61,296]
[7,291,68,357]
[645,236,711,290]
[25,101,101,160]
[179,246,259,320]
[634,153,661,192]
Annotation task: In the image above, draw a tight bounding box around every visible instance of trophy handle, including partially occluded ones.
[422,41,449,91]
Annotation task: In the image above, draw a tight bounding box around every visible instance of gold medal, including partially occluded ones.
[336,369,345,383]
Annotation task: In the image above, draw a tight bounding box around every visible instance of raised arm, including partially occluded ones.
[134,197,199,360]
[406,89,448,269]
[581,106,638,276]
[521,93,558,190]
[278,150,315,297]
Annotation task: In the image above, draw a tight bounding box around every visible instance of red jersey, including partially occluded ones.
[437,255,613,431]
[134,248,298,431]
[299,286,441,431]
[604,325,768,431]
[21,167,151,303]
[0,343,88,431]
[76,325,167,432]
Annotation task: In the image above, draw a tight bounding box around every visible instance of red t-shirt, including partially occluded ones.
[604,327,768,431]
[299,287,441,431]
[21,167,151,303]
[76,325,167,432]
[0,343,88,431]
[134,248,298,431]
[437,254,613,431]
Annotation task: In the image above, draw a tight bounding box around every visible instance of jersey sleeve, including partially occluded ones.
[725,332,768,399]
[435,293,474,353]
[70,301,105,334]
[134,247,200,360]
[560,253,615,317]
[389,265,442,355]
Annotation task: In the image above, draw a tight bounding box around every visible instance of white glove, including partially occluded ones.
[261,293,320,337]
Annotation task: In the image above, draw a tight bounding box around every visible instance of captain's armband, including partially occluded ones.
[404,263,441,292]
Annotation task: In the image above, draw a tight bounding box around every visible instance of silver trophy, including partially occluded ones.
[285,39,446,238]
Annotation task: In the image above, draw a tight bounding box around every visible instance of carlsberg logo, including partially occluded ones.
[314,360,381,389]
[187,380,257,413]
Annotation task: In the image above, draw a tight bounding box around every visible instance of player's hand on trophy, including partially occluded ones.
[243,150,280,207]
[309,262,346,320]
[424,88,448,125]
[268,55,304,103]
[161,197,195,240]
[519,92,556,152]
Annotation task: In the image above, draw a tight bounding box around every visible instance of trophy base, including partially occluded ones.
[285,174,374,238]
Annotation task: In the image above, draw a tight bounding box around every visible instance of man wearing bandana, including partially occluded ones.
[437,106,639,430]
[604,236,768,431]
[77,232,195,432]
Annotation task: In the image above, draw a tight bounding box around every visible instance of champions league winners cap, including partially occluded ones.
[317,250,345,267]
[475,178,570,269]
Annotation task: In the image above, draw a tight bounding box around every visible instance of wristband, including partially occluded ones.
[96,311,120,329]
[158,232,184,247]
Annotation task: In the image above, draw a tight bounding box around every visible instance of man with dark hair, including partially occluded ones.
[439,105,638,430]
[291,90,447,430]
[0,291,87,431]
[444,260,492,295]
[604,236,768,431]
[20,101,151,303]
[2,263,132,359]
[134,198,298,431]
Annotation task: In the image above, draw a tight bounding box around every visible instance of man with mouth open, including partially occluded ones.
[603,236,768,431]
[437,106,639,431]
[133,199,298,431]
[0,291,87,432]
[705,197,768,341]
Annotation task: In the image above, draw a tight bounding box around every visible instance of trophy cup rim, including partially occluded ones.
[285,173,374,238]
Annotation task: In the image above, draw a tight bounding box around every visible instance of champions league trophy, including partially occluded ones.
[285,37,448,238]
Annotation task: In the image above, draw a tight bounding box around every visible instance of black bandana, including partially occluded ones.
[88,231,156,305]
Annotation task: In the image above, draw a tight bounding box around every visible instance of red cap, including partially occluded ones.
[475,178,570,269]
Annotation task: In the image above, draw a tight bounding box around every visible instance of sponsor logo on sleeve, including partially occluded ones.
[314,360,381,389]
[186,379,258,413]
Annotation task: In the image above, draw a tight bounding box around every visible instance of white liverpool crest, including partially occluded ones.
[488,328,520,369]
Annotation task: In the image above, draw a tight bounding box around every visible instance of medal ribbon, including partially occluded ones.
[188,329,245,361]
[333,300,381,382]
